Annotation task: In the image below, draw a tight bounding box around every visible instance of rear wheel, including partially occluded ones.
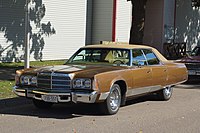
[102,84,121,115]
[32,99,53,109]
[157,86,173,101]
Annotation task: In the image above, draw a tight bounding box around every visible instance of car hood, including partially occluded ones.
[176,56,200,63]
[22,64,128,78]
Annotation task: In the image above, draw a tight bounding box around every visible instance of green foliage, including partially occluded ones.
[0,81,15,99]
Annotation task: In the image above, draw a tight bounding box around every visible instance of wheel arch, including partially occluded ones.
[114,80,127,105]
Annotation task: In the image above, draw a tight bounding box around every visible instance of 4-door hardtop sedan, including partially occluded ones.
[13,44,188,114]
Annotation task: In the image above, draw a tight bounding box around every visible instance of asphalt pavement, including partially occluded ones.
[0,82,200,133]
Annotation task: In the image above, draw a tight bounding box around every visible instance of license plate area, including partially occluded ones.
[41,95,58,103]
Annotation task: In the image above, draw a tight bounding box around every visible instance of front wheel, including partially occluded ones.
[157,86,173,101]
[32,99,53,109]
[102,84,121,115]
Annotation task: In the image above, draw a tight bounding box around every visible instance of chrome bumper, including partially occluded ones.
[13,86,99,103]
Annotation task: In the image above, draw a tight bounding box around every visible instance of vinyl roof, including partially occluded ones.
[82,44,153,49]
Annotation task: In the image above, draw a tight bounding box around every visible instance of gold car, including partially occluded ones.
[13,44,188,115]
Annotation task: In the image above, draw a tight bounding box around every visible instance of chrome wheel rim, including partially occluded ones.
[109,86,121,111]
[164,86,172,97]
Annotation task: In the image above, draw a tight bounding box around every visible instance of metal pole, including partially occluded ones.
[24,0,30,68]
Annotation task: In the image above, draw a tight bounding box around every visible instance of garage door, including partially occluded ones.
[30,0,88,61]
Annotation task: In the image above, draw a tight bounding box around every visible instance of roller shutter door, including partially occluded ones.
[30,0,87,61]
[116,0,132,42]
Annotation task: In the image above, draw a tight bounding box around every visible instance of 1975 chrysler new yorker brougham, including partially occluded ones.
[13,44,188,114]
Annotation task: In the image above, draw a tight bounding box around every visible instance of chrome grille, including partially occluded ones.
[37,72,71,90]
[185,63,200,70]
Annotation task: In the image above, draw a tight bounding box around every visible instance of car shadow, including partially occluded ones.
[176,81,200,89]
[125,93,161,106]
[0,95,160,119]
[0,97,102,119]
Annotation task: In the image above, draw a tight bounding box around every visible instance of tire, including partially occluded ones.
[157,86,173,101]
[32,99,53,109]
[102,84,121,115]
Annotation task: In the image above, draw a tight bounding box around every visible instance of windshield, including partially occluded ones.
[67,48,130,66]
[191,47,200,56]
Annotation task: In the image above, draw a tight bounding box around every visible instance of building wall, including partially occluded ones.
[0,0,88,62]
[0,0,25,62]
[143,0,164,52]
[36,0,87,60]
[116,0,132,42]
[92,0,113,44]
[163,0,175,43]
[85,0,93,45]
[0,0,133,62]
[175,0,200,51]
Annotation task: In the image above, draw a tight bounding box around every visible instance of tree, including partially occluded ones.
[129,0,147,44]
[0,0,55,62]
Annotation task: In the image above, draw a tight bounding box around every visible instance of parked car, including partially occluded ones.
[176,46,200,80]
[13,44,188,115]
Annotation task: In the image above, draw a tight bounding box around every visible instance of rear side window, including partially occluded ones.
[132,49,147,66]
[143,49,160,65]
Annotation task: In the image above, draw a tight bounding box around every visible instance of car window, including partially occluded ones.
[68,48,130,66]
[142,49,160,65]
[132,49,147,66]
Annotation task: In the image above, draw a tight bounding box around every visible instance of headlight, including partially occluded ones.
[30,76,37,85]
[20,75,37,86]
[73,79,91,89]
[23,76,29,84]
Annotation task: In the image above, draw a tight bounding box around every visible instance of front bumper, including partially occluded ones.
[13,86,99,103]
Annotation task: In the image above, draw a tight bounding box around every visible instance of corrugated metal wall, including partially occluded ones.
[34,0,87,61]
[116,0,132,42]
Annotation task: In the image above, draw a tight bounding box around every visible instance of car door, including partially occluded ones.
[142,49,167,92]
[127,49,152,97]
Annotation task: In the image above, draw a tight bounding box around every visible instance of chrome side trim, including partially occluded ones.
[149,85,162,92]
[126,85,162,97]
[169,79,188,86]
[126,86,149,97]
[99,92,110,100]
